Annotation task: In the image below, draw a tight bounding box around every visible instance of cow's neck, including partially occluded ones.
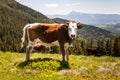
[61,26,73,45]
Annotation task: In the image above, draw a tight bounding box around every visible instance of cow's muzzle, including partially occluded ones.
[71,34,76,39]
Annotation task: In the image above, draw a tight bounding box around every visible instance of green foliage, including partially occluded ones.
[68,36,120,57]
[105,39,113,56]
[97,36,120,56]
[68,38,87,55]
[18,58,61,71]
[97,38,107,55]
[112,36,120,56]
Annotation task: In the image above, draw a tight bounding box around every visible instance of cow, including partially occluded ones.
[21,21,83,61]
[86,48,101,57]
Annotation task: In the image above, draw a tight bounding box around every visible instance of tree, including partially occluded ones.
[106,39,113,56]
[113,36,120,56]
[97,38,106,55]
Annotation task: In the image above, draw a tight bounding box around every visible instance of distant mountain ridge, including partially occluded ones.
[47,11,120,25]
[97,23,120,34]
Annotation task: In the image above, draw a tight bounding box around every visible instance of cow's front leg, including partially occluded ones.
[60,44,65,61]
[65,47,69,61]
[26,45,33,61]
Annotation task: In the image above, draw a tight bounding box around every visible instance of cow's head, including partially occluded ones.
[65,21,83,39]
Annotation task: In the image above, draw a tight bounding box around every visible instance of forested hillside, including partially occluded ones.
[97,23,120,34]
[0,0,54,52]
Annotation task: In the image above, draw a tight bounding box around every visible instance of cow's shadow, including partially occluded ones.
[17,58,70,70]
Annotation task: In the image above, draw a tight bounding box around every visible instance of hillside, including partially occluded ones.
[53,18,117,41]
[97,23,120,34]
[79,25,116,40]
[0,0,54,52]
[0,51,120,80]
[0,0,54,23]
[53,18,69,23]
[48,11,120,25]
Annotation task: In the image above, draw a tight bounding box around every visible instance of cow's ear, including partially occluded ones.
[77,23,84,29]
[65,22,69,27]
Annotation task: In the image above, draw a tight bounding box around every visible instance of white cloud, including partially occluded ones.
[71,3,80,6]
[67,3,80,6]
[44,4,58,8]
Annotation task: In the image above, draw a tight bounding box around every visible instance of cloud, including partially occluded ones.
[71,3,80,6]
[44,4,58,8]
[67,3,80,6]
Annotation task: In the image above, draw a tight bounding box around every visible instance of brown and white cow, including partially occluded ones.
[21,21,83,61]
[86,48,101,57]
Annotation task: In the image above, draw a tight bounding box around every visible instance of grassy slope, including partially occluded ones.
[0,51,120,80]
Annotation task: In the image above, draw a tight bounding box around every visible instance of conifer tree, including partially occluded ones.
[113,36,120,56]
[97,38,106,55]
[106,39,113,56]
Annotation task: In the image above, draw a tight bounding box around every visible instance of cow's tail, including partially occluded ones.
[21,24,30,48]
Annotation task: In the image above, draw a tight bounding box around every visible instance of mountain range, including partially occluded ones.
[47,11,120,25]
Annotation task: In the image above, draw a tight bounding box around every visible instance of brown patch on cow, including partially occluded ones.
[28,23,70,43]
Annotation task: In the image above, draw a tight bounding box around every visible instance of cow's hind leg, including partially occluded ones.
[26,45,34,61]
[60,44,65,61]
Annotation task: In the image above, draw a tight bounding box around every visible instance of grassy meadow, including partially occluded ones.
[0,51,120,80]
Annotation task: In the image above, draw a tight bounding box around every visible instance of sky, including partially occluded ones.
[16,0,120,15]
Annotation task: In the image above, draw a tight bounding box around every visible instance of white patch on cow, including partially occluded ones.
[64,42,73,49]
[64,42,72,61]
[64,43,69,48]
[68,22,78,39]
[33,38,59,47]
[29,23,39,28]
[28,41,35,47]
